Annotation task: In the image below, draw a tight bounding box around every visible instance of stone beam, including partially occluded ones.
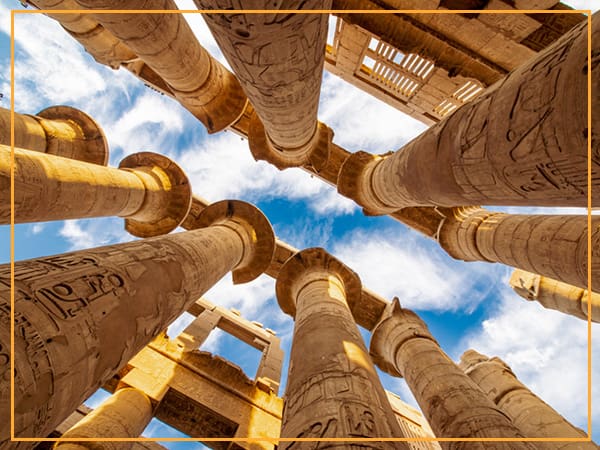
[1,147,191,238]
[509,270,600,323]
[0,199,275,443]
[339,17,597,209]
[74,0,247,133]
[370,299,536,447]
[276,248,410,446]
[27,0,137,69]
[54,388,153,449]
[332,0,508,86]
[0,106,108,165]
[460,350,596,449]
[197,1,333,170]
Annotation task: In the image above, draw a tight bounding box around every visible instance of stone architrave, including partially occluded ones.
[276,248,411,448]
[0,200,275,444]
[0,106,108,165]
[28,0,136,69]
[370,299,536,449]
[54,388,154,450]
[339,15,598,210]
[74,0,247,133]
[197,1,333,170]
[459,350,596,449]
[1,147,191,238]
[509,270,600,322]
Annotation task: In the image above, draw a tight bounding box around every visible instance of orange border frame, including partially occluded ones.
[8,5,594,447]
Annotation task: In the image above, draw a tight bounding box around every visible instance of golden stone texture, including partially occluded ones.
[276,248,410,448]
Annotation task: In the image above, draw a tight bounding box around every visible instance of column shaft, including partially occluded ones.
[510,270,600,322]
[276,249,409,448]
[74,0,247,133]
[370,300,535,449]
[54,388,153,450]
[0,106,108,165]
[198,1,331,161]
[339,16,598,209]
[438,208,596,292]
[460,350,596,449]
[0,200,274,441]
[1,147,191,237]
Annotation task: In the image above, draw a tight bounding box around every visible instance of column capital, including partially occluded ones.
[459,349,512,376]
[275,247,361,318]
[249,114,332,171]
[189,199,275,284]
[370,298,437,377]
[437,206,496,262]
[119,152,192,238]
[37,105,109,165]
[337,151,398,215]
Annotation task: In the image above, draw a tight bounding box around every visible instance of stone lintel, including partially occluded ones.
[188,200,275,284]
[119,152,192,238]
[370,298,437,377]
[275,247,362,318]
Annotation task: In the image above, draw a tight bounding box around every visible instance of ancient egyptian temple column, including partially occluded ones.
[54,388,153,450]
[435,207,597,292]
[1,147,191,237]
[0,106,108,165]
[509,269,600,323]
[370,299,535,449]
[74,0,247,133]
[0,199,275,442]
[339,16,598,210]
[197,1,333,170]
[459,350,594,449]
[276,248,410,447]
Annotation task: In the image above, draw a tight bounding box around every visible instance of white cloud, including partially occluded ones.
[462,287,599,430]
[563,0,600,12]
[319,71,428,153]
[59,217,132,251]
[332,227,497,312]
[178,132,357,215]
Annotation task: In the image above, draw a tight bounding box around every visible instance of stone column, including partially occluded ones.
[459,350,595,449]
[28,0,136,69]
[436,207,597,292]
[509,270,600,323]
[74,0,247,133]
[276,248,410,447]
[0,106,108,165]
[1,147,191,237]
[339,16,598,210]
[197,1,333,170]
[0,199,275,442]
[370,299,535,449]
[54,388,153,450]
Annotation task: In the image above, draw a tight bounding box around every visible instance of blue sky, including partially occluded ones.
[1,1,599,448]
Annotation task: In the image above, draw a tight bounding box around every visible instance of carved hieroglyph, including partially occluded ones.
[0,200,274,443]
[1,147,191,238]
[276,248,410,448]
[54,388,153,449]
[460,350,595,449]
[74,0,247,133]
[339,16,598,209]
[0,105,108,165]
[509,269,600,323]
[370,299,536,449]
